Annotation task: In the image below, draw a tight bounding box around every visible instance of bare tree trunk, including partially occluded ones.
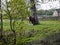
[0,0,3,41]
[30,0,39,25]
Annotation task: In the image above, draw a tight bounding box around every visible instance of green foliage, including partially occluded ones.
[37,10,53,15]
[1,0,31,45]
[3,0,30,19]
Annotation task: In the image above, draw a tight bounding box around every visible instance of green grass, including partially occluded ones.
[3,20,60,29]
[3,19,60,40]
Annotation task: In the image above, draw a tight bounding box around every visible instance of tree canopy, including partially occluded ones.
[3,0,30,19]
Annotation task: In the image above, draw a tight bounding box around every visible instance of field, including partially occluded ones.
[3,19,60,38]
[0,19,60,45]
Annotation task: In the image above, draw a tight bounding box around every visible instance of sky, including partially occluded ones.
[36,0,60,10]
[2,0,60,10]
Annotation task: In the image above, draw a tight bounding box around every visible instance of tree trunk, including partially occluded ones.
[0,0,3,41]
[6,0,16,45]
[30,0,39,25]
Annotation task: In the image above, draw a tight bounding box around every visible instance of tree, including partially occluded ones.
[0,0,3,43]
[0,0,33,45]
[37,10,53,15]
[5,0,30,45]
[30,0,39,25]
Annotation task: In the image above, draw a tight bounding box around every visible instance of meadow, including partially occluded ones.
[3,19,60,39]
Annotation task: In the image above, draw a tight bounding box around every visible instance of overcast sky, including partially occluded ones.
[2,0,60,10]
[36,0,60,10]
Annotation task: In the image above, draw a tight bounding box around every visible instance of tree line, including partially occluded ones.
[37,10,53,15]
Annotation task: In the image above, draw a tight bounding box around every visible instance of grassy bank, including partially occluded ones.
[1,19,60,45]
[3,20,60,38]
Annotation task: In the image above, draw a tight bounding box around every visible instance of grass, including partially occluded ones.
[3,19,60,40]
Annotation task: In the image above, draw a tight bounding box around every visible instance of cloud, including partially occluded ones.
[37,0,60,10]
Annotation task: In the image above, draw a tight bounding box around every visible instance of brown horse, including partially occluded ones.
[29,16,36,25]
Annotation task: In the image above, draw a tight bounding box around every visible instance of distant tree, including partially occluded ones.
[37,10,53,15]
